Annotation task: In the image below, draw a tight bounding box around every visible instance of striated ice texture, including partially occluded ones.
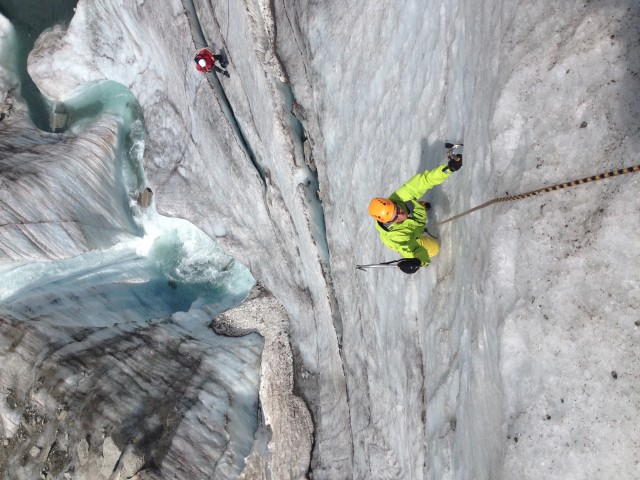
[1,0,639,479]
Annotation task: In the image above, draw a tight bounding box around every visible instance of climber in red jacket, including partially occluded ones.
[194,48,229,78]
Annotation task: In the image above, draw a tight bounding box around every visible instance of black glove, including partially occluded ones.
[397,258,422,274]
[444,154,462,172]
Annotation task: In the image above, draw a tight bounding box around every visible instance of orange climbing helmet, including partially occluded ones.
[368,197,397,222]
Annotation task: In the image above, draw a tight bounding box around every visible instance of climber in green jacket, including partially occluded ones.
[368,154,462,268]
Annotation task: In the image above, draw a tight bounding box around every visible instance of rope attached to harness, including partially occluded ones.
[434,163,640,226]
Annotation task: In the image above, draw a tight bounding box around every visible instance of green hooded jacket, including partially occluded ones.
[374,163,452,266]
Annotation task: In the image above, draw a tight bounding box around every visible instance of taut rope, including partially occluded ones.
[434,163,640,226]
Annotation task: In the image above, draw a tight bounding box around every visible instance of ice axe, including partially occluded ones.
[356,258,422,274]
[443,142,463,172]
[444,142,463,149]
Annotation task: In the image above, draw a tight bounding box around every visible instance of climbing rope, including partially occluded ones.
[434,163,640,226]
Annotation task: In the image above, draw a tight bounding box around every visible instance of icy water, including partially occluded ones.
[0,77,255,329]
[0,5,260,476]
[0,0,255,331]
[0,0,78,130]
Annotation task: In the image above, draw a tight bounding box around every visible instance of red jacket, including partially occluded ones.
[194,49,215,73]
